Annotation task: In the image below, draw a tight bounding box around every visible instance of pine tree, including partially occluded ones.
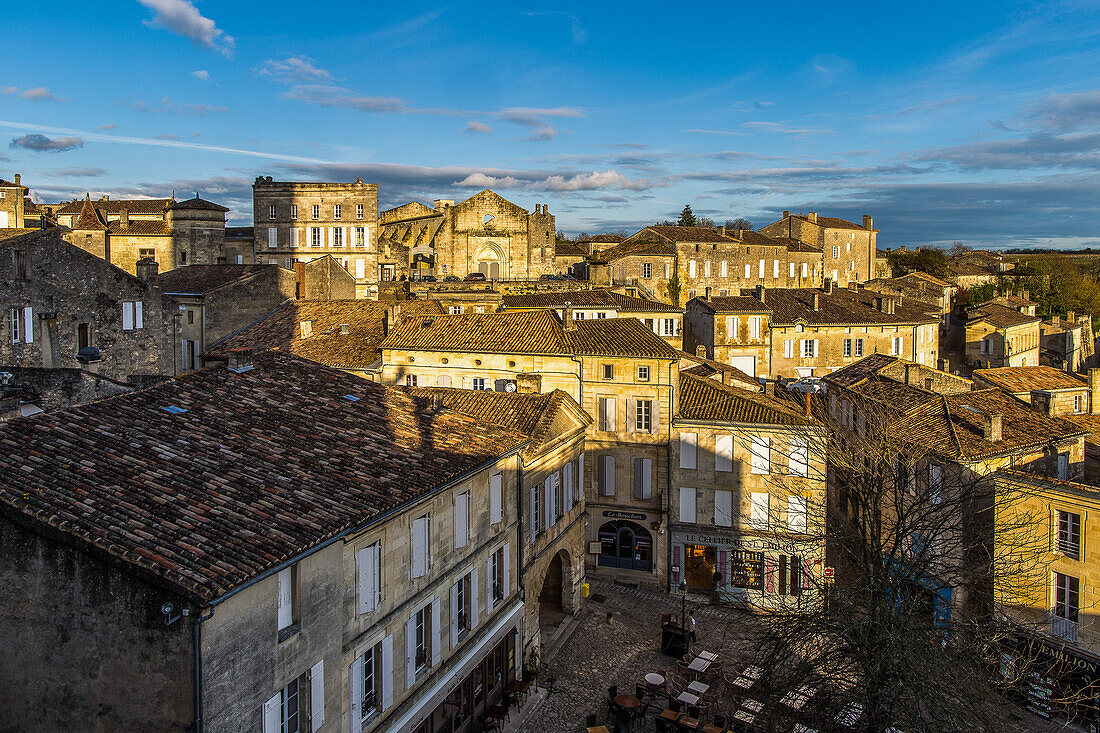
[677,204,696,227]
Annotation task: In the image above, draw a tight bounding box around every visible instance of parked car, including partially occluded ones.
[786,377,823,394]
[465,272,487,281]
[443,275,460,282]
[419,275,437,282]
[539,273,562,281]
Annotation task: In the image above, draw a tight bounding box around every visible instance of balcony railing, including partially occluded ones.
[1051,615,1079,643]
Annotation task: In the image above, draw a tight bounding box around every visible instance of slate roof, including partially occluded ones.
[592,239,675,262]
[226,226,254,239]
[107,220,172,236]
[633,225,736,243]
[381,310,680,359]
[677,373,812,425]
[972,366,1088,393]
[0,350,530,603]
[157,264,277,294]
[167,196,229,212]
[208,299,445,369]
[722,287,939,325]
[502,289,682,313]
[58,197,171,216]
[966,303,1041,328]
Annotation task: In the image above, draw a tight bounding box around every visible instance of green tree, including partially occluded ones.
[678,204,697,227]
[888,248,950,278]
[666,271,681,306]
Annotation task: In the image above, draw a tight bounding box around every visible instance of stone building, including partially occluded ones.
[252,176,380,295]
[155,264,298,373]
[378,310,682,588]
[58,194,232,274]
[587,239,677,303]
[668,374,827,608]
[863,271,958,317]
[684,282,941,379]
[760,211,878,286]
[1041,312,1095,373]
[0,349,587,733]
[378,190,556,282]
[965,300,1042,369]
[972,366,1097,416]
[500,288,685,350]
[205,299,445,379]
[0,174,28,229]
[0,229,177,401]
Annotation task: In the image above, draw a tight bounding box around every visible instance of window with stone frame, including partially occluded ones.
[635,399,652,432]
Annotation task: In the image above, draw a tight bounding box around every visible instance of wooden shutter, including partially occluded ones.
[680,432,697,469]
[22,307,32,342]
[680,487,696,523]
[543,478,553,529]
[412,516,428,577]
[715,490,732,527]
[355,258,365,279]
[431,598,441,667]
[357,545,377,614]
[310,660,324,731]
[602,456,615,496]
[262,692,281,733]
[626,398,635,433]
[349,656,363,731]
[790,439,808,477]
[503,544,511,597]
[277,568,292,629]
[450,582,459,648]
[715,434,733,472]
[490,473,503,524]
[134,301,143,329]
[404,617,416,688]
[529,485,538,543]
[751,436,771,474]
[751,492,769,529]
[455,493,469,549]
[607,398,616,431]
[651,398,660,435]
[578,453,584,497]
[563,463,573,508]
[788,496,807,533]
[470,568,479,627]
[122,301,134,330]
[486,556,495,613]
[381,635,394,709]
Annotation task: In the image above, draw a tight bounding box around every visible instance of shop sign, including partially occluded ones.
[603,510,647,521]
[679,532,793,551]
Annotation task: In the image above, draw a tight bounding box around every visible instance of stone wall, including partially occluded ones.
[0,516,194,731]
[203,267,296,349]
[301,255,357,300]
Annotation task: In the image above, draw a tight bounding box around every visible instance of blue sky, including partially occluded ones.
[4,0,1100,248]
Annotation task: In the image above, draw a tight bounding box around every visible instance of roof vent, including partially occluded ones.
[340,323,350,335]
[226,348,254,373]
[983,412,1003,442]
[421,318,434,329]
[342,394,361,402]
[162,405,187,414]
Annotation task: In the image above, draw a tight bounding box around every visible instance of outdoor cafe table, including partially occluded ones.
[645,673,666,687]
[781,685,816,711]
[742,699,764,714]
[731,675,754,691]
[676,691,701,706]
[743,665,763,680]
[687,680,710,695]
[687,656,712,673]
[698,650,719,662]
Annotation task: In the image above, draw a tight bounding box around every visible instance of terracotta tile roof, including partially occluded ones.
[167,196,229,212]
[0,179,27,190]
[738,230,822,253]
[208,299,445,369]
[966,303,1041,328]
[566,317,681,358]
[0,350,530,603]
[502,289,682,313]
[741,287,938,325]
[593,239,675,262]
[1064,413,1100,449]
[825,355,972,393]
[895,271,953,288]
[677,351,759,389]
[693,296,772,314]
[74,197,107,230]
[634,225,736,243]
[985,294,1035,309]
[794,214,867,230]
[107,220,172,236]
[578,234,624,244]
[0,228,41,241]
[677,373,812,425]
[381,310,680,359]
[972,366,1088,393]
[58,197,171,216]
[554,242,588,257]
[157,264,277,294]
[822,353,904,388]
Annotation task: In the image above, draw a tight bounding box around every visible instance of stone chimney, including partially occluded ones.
[717,225,726,236]
[905,363,918,385]
[764,380,776,397]
[516,372,543,394]
[696,344,707,359]
[863,215,873,230]
[119,208,129,230]
[1068,310,1076,322]
[983,413,1003,442]
[755,284,765,304]
[705,287,711,301]
[813,293,820,311]
[227,348,254,373]
[434,199,454,210]
[736,229,745,240]
[13,174,20,186]
[1052,314,1060,329]
[807,211,818,224]
[563,303,575,331]
[1090,368,1100,415]
[135,257,159,283]
[824,278,833,294]
[782,210,790,218]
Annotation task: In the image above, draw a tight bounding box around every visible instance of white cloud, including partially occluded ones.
[191,70,211,82]
[3,86,62,101]
[136,0,234,56]
[457,169,654,192]
[130,97,227,115]
[742,121,832,136]
[256,57,335,84]
[464,121,492,133]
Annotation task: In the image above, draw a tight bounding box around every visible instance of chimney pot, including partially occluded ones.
[813,293,820,311]
[807,211,818,224]
[782,210,791,218]
[13,173,20,186]
[563,303,575,331]
[696,344,707,359]
[755,284,765,304]
[863,215,873,230]
[983,413,1003,442]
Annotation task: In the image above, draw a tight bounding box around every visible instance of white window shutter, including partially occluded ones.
[651,399,660,435]
[431,598,441,667]
[490,474,502,524]
[122,301,134,330]
[412,517,428,578]
[135,301,143,329]
[604,456,616,496]
[626,398,635,433]
[813,339,819,357]
[544,478,553,527]
[529,485,538,543]
[357,546,376,614]
[608,398,616,431]
[381,635,394,710]
[715,490,732,527]
[328,227,335,248]
[784,340,793,358]
[563,463,573,508]
[680,487,696,523]
[277,567,292,629]
[680,432,698,469]
[349,656,364,731]
[455,493,469,549]
[641,458,652,499]
[790,439,809,478]
[405,617,416,689]
[486,557,495,613]
[310,660,324,731]
[788,495,808,533]
[262,692,281,733]
[751,436,771,474]
[751,492,769,529]
[470,567,479,627]
[355,258,365,279]
[450,581,459,648]
[23,307,32,343]
[715,434,733,472]
[503,544,511,597]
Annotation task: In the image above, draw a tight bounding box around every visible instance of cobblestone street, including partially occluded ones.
[520,579,761,732]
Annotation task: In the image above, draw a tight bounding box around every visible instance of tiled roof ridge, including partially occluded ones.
[679,372,811,425]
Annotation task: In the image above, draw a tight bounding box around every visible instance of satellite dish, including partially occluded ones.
[505,382,517,392]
